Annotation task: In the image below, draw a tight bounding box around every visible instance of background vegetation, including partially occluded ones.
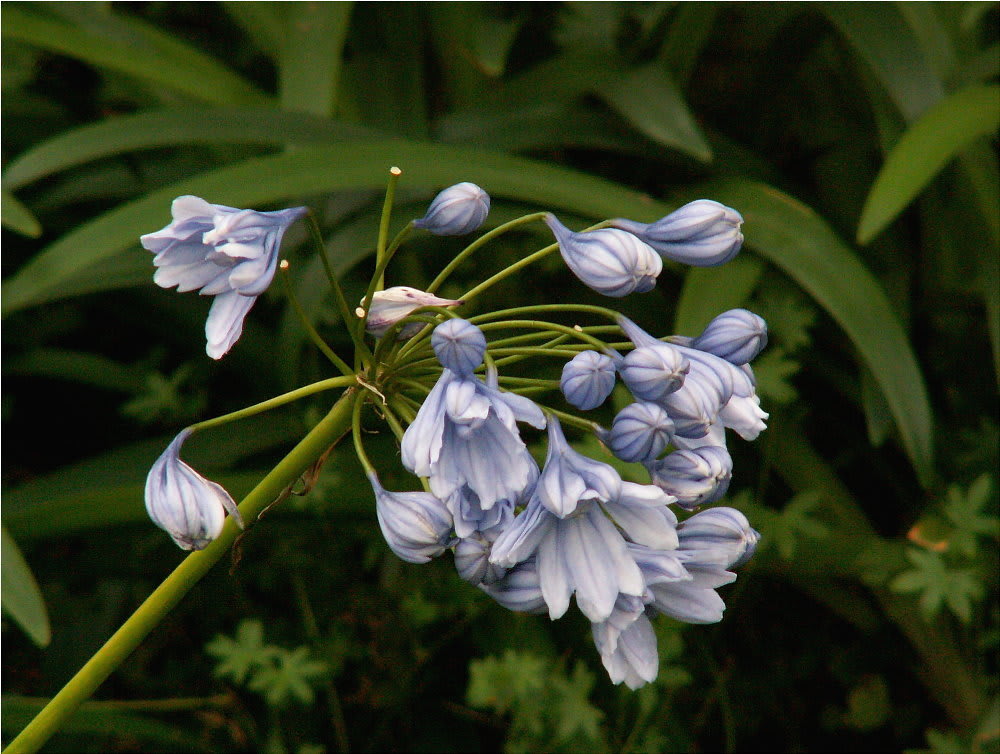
[2,2,998,752]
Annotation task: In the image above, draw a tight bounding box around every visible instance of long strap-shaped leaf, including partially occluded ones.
[0,142,934,485]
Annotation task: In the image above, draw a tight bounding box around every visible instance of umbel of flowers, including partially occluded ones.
[140,176,763,690]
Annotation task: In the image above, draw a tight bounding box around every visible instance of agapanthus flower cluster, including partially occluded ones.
[141,176,763,691]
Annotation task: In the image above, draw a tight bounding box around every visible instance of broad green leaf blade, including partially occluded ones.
[595,64,713,162]
[2,108,380,191]
[1,526,50,647]
[279,2,353,116]
[1,190,41,237]
[222,1,286,61]
[658,3,719,88]
[1,4,269,107]
[822,2,945,122]
[858,85,1000,244]
[673,256,765,336]
[4,348,146,393]
[706,177,935,486]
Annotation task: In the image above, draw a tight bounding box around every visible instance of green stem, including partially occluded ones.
[375,167,403,291]
[470,303,622,326]
[189,376,356,433]
[5,392,358,754]
[425,212,548,294]
[279,265,354,376]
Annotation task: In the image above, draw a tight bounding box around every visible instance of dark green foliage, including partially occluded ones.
[2,2,998,752]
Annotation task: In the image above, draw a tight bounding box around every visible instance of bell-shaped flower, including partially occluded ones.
[691,309,768,365]
[369,473,454,564]
[490,416,678,623]
[718,392,769,441]
[591,594,660,690]
[544,214,662,298]
[413,182,490,236]
[646,445,733,510]
[145,429,243,550]
[401,367,545,521]
[647,559,736,624]
[560,350,617,410]
[432,318,487,375]
[610,199,744,267]
[365,286,463,338]
[480,557,548,614]
[676,507,760,569]
[603,402,674,463]
[141,196,307,359]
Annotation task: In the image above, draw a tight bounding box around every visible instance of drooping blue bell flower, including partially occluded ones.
[369,473,455,564]
[142,196,307,359]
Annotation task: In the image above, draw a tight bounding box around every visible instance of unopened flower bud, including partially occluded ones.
[544,214,662,298]
[370,473,454,564]
[365,286,463,339]
[691,309,768,365]
[479,557,548,614]
[646,446,733,509]
[414,182,490,236]
[620,345,689,402]
[454,533,506,585]
[432,318,487,375]
[606,402,674,462]
[611,199,744,267]
[560,350,617,410]
[678,507,760,569]
[145,429,243,550]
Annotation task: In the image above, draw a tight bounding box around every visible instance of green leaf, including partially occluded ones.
[595,63,713,162]
[248,646,328,707]
[2,108,379,191]
[822,2,945,122]
[222,1,286,61]
[857,85,1000,243]
[1,190,41,237]
[890,548,985,622]
[673,256,765,335]
[279,3,352,117]
[659,3,719,88]
[1,526,51,647]
[206,619,279,684]
[704,177,935,486]
[1,4,269,107]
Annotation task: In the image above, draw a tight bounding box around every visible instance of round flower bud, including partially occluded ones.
[691,309,768,365]
[610,199,744,267]
[677,507,760,569]
[544,214,662,298]
[414,182,490,236]
[646,446,733,510]
[560,350,617,410]
[432,318,487,375]
[607,402,674,462]
[619,344,689,402]
[370,474,454,564]
[454,534,506,586]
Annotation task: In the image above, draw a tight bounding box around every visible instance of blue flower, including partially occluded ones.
[691,309,768,365]
[414,182,490,236]
[432,318,487,375]
[480,557,548,614]
[560,350,617,410]
[490,416,678,622]
[400,367,545,525]
[141,196,307,359]
[365,287,463,338]
[603,402,674,463]
[544,214,662,297]
[369,473,455,564]
[145,429,243,550]
[645,445,733,509]
[676,507,760,569]
[590,595,659,690]
[610,199,744,267]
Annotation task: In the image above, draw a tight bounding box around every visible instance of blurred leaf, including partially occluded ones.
[860,365,894,447]
[2,108,380,191]
[941,475,999,558]
[596,64,712,162]
[673,256,765,336]
[1,526,51,647]
[890,548,985,622]
[207,619,280,684]
[248,646,328,707]
[659,3,719,88]
[858,85,1000,243]
[222,1,286,62]
[823,2,945,122]
[752,286,816,352]
[843,675,891,731]
[5,347,146,393]
[764,490,830,560]
[279,2,352,117]
[706,177,936,486]
[1,4,269,106]
[752,347,800,404]
[1,695,208,750]
[1,190,42,237]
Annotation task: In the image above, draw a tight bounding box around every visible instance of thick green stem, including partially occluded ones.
[5,391,358,754]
